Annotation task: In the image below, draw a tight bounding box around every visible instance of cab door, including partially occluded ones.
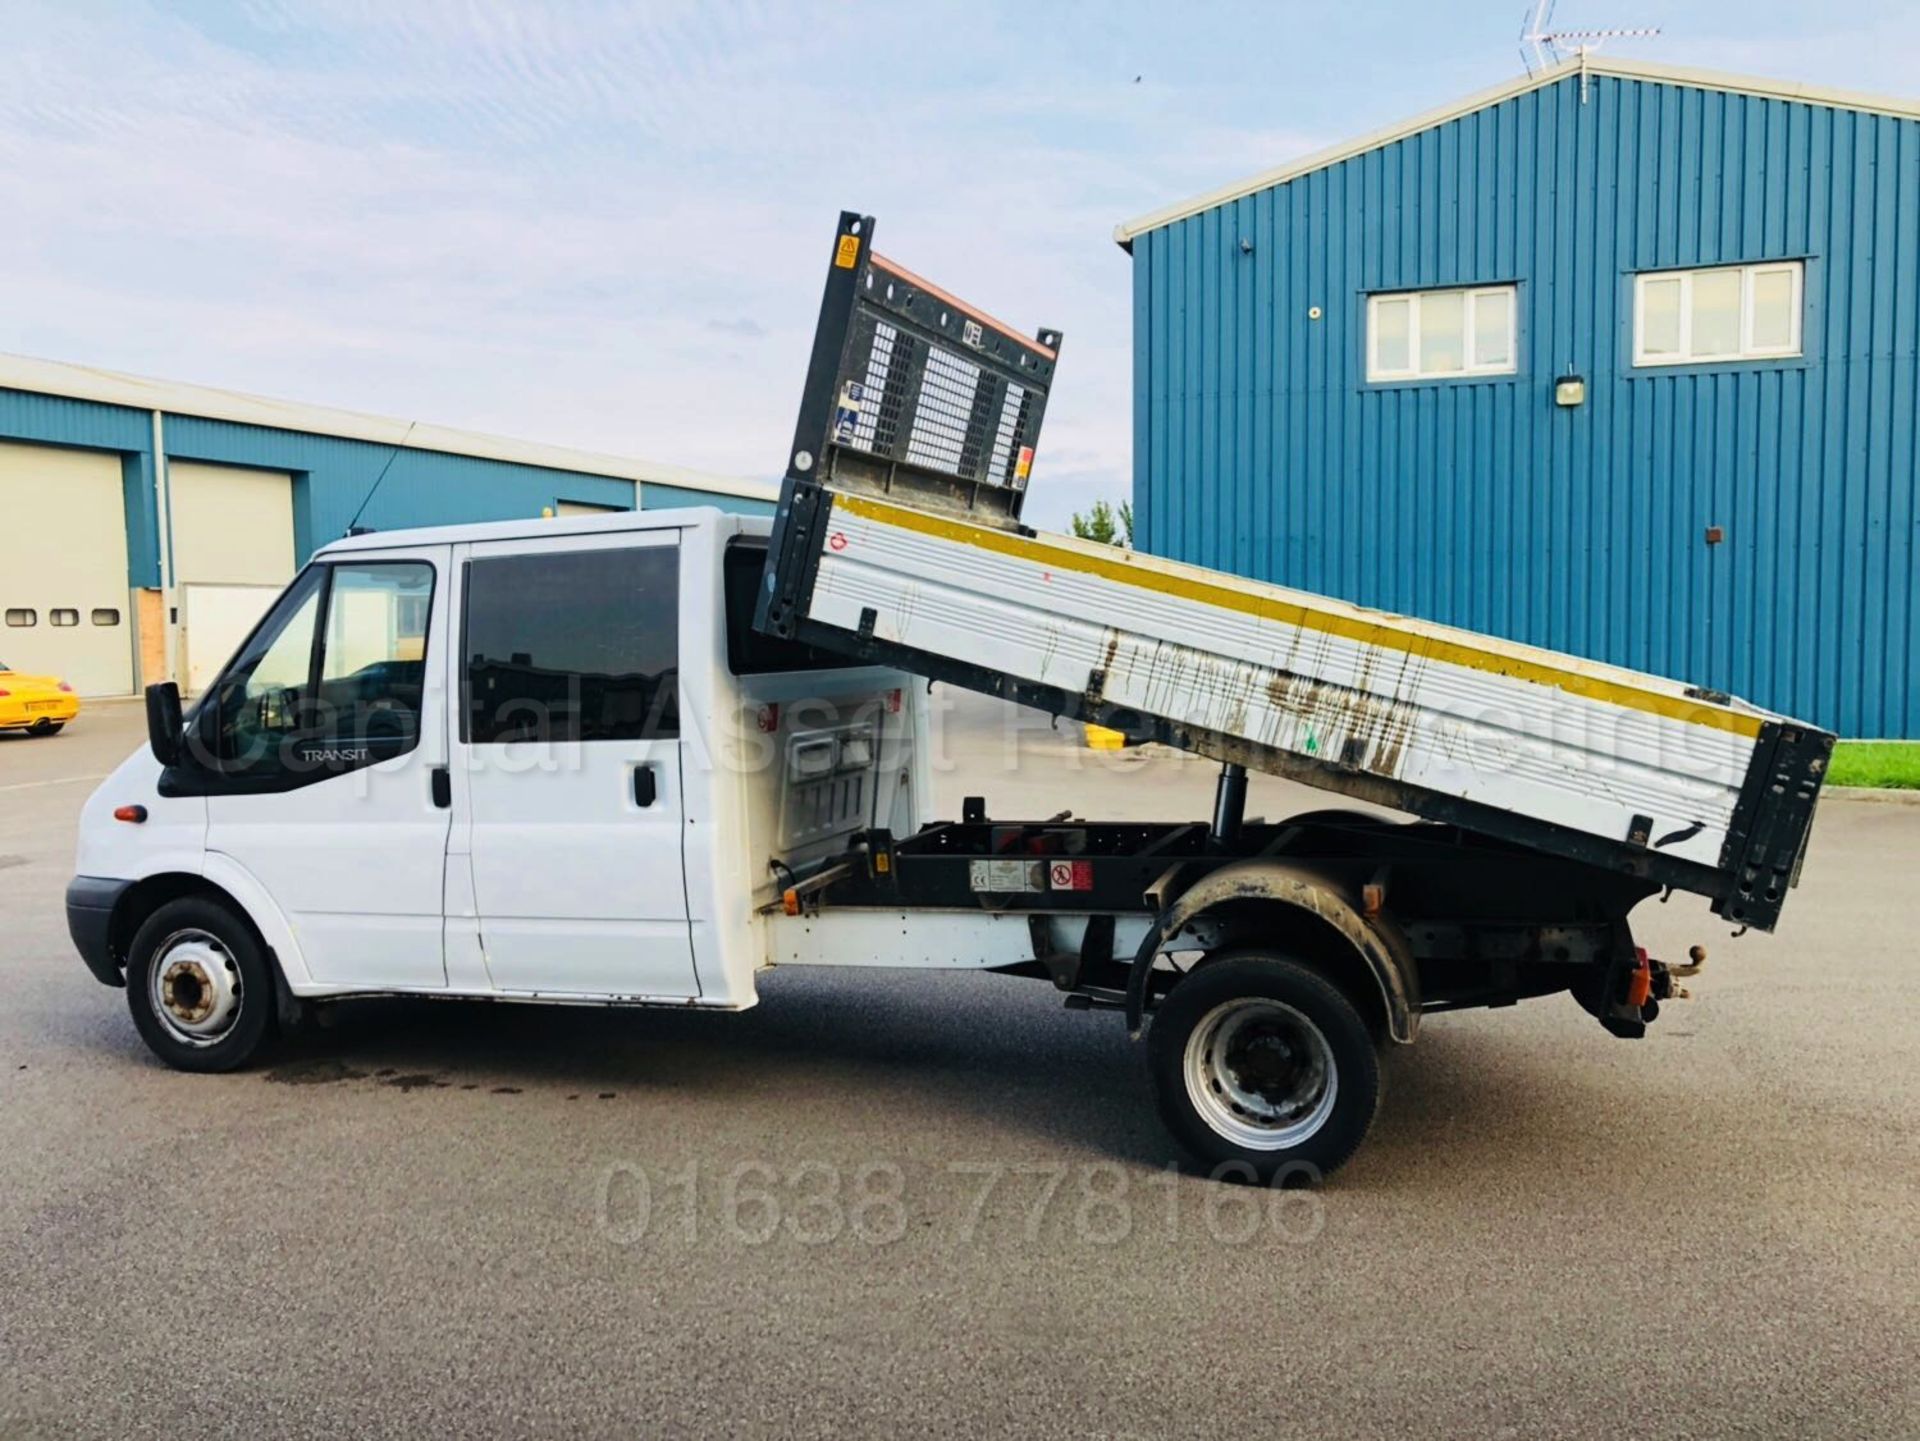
[195,547,451,988]
[447,530,698,999]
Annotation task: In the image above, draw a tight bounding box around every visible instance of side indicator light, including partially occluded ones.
[782,888,801,917]
[113,805,149,824]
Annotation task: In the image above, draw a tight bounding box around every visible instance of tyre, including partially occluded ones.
[125,896,277,1072]
[28,720,64,735]
[1147,952,1381,1183]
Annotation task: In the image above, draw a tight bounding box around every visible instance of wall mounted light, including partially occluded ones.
[1555,375,1586,407]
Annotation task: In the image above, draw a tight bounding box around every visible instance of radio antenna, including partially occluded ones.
[343,420,419,536]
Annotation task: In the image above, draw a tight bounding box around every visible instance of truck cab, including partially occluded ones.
[69,507,928,1058]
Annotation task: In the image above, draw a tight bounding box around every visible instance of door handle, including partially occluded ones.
[430,765,451,809]
[632,764,657,808]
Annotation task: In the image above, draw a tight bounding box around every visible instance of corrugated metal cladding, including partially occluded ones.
[1131,70,1920,737]
[0,387,768,583]
[161,416,642,560]
[640,481,773,515]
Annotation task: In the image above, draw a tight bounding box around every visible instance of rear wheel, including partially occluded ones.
[28,720,64,735]
[126,896,277,1072]
[1148,952,1380,1182]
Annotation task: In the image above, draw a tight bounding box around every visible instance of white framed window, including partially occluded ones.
[1633,261,1803,366]
[1367,285,1517,382]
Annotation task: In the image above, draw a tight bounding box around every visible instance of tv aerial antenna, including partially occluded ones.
[1519,1,1660,96]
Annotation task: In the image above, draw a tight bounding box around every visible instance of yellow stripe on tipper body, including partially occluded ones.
[828,491,1766,741]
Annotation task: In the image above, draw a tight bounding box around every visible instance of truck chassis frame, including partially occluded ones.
[778,783,1670,1045]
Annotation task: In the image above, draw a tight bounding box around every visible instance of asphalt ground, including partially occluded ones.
[1,694,1915,1438]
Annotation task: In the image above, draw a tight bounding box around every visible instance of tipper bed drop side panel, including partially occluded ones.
[755,211,1834,931]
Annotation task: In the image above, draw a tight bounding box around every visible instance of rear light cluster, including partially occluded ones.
[58,682,73,692]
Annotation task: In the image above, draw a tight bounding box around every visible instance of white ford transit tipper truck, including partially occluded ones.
[68,214,1831,1180]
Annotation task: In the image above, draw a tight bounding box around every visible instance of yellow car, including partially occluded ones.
[0,662,80,736]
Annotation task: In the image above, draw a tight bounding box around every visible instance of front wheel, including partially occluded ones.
[1147,953,1380,1183]
[126,896,277,1072]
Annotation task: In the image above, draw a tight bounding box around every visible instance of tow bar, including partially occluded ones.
[1582,944,1709,1038]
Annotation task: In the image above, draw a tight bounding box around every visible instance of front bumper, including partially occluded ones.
[66,876,132,986]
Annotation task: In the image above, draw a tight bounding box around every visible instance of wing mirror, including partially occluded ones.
[145,682,185,768]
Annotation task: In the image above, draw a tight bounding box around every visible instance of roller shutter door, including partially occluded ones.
[0,441,133,696]
[168,461,295,694]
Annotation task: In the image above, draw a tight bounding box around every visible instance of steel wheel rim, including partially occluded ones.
[1183,997,1338,1150]
[148,929,243,1047]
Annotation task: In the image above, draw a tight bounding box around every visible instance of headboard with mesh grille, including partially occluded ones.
[780,211,1062,528]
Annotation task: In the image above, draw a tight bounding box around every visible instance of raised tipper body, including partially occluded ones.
[757,211,1833,934]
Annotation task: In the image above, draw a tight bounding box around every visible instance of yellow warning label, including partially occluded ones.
[834,235,861,269]
[1015,445,1034,479]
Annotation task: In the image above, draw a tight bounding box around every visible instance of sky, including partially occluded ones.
[3,1,1918,529]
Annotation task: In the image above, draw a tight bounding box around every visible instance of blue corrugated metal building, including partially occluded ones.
[1118,55,1920,738]
[0,353,772,696]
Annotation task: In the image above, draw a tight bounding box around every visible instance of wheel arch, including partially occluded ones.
[112,873,269,967]
[109,869,309,1032]
[108,873,228,977]
[108,865,300,988]
[1126,860,1419,1045]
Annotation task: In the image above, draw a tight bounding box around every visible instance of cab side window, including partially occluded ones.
[317,565,432,745]
[203,560,435,778]
[463,546,678,744]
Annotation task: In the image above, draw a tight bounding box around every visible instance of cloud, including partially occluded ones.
[0,0,1197,525]
[3,0,1914,539]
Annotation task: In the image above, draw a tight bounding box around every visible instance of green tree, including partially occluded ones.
[1069,498,1134,547]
